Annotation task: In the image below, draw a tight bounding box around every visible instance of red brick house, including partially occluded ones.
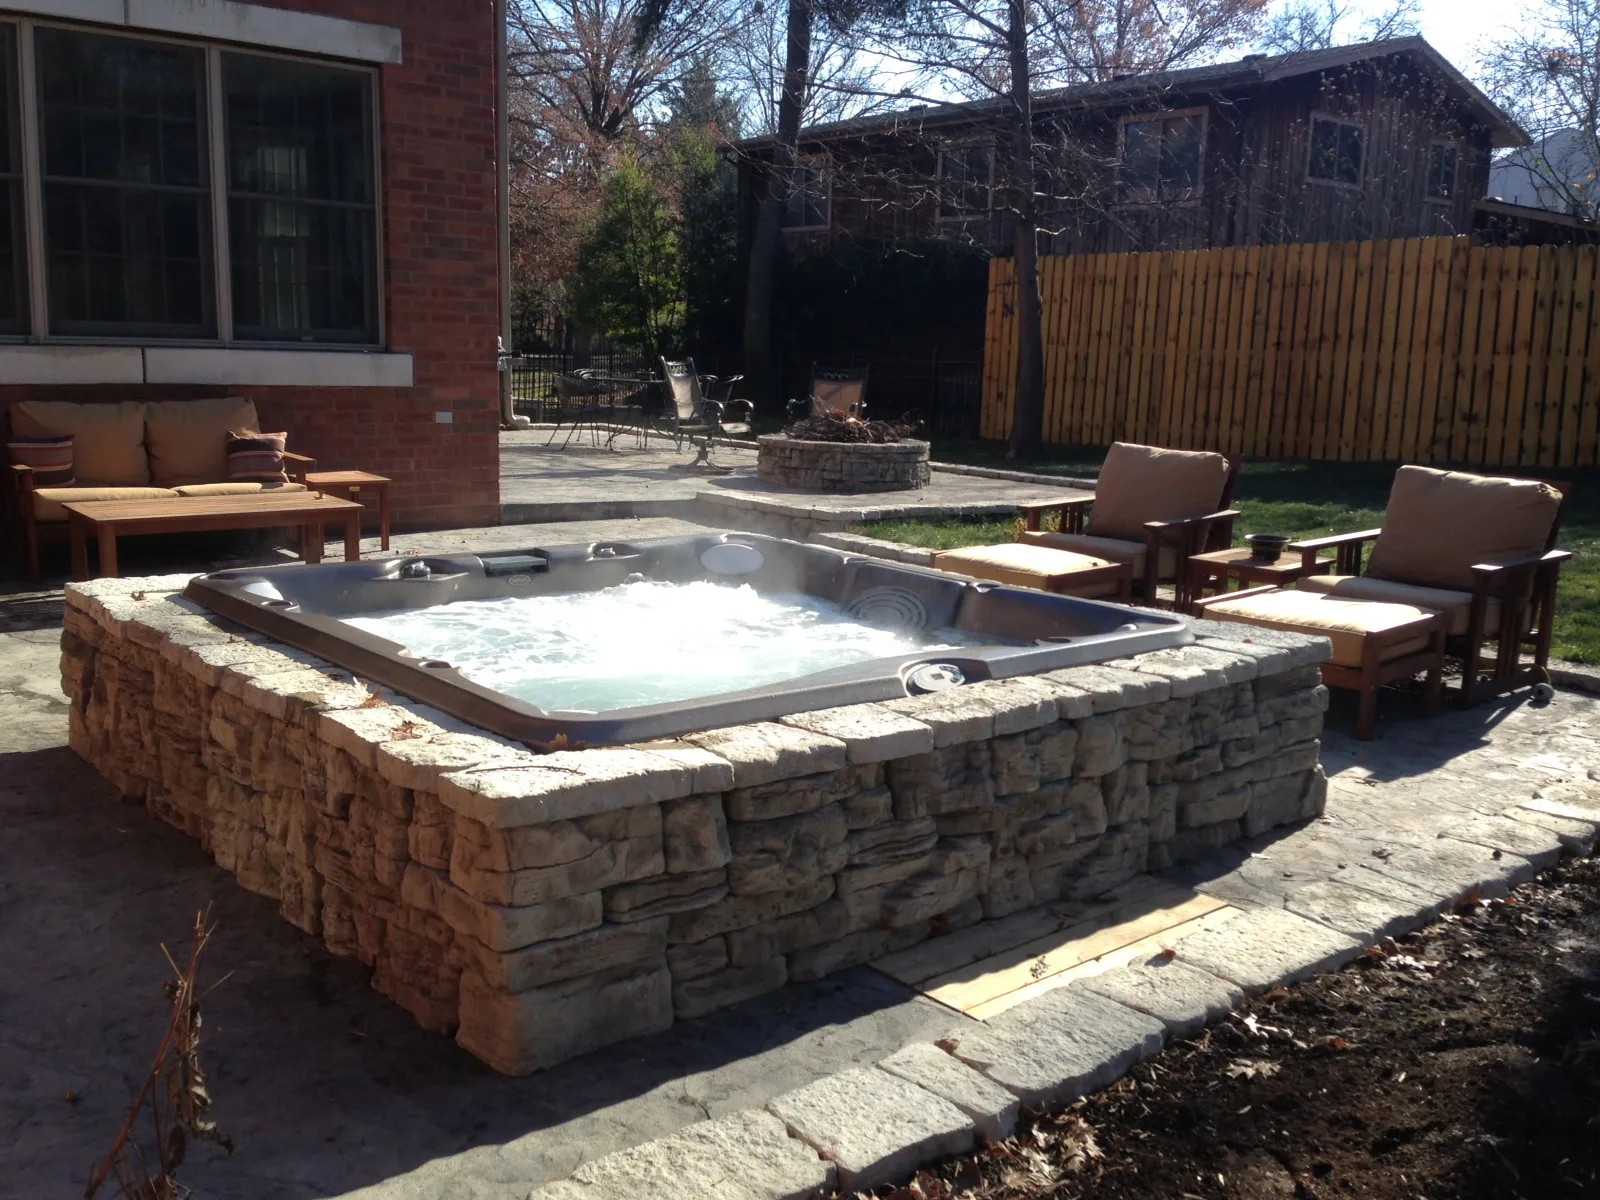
[0,0,502,532]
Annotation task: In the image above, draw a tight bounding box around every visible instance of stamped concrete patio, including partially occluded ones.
[1,517,1596,1200]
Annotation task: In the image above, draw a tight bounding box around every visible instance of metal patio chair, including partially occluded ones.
[656,358,752,471]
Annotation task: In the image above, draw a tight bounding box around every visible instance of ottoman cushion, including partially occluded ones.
[1204,589,1436,668]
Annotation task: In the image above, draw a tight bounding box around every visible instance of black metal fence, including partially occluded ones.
[507,306,657,420]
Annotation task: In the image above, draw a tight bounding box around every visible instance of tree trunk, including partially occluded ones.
[1004,0,1046,460]
[742,0,812,416]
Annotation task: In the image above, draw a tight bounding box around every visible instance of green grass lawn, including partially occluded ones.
[855,446,1600,665]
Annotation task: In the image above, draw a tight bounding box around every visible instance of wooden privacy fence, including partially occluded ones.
[980,236,1600,467]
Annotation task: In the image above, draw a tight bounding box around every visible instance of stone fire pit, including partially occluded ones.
[757,434,931,492]
[63,576,1330,1076]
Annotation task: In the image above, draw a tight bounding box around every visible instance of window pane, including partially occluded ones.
[781,161,827,228]
[224,53,376,342]
[1309,118,1363,185]
[941,145,990,215]
[1427,143,1457,199]
[1121,120,1161,201]
[0,23,22,333]
[1161,116,1202,199]
[37,29,211,336]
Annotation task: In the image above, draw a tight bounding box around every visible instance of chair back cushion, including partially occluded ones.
[227,431,289,482]
[661,358,701,420]
[812,378,865,418]
[1084,442,1232,540]
[8,435,75,486]
[10,400,149,486]
[145,397,260,486]
[1366,466,1564,591]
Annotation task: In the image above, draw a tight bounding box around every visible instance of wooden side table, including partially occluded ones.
[1187,546,1332,613]
[306,471,391,550]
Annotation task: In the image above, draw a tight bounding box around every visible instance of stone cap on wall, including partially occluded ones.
[64,576,1331,834]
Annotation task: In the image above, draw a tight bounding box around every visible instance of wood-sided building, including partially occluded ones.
[735,38,1528,260]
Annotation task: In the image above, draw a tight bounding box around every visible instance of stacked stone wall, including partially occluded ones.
[62,578,1331,1075]
[757,436,932,492]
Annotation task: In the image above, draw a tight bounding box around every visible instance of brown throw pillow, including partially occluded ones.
[8,435,75,487]
[226,431,289,483]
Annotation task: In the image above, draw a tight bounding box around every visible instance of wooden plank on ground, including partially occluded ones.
[918,889,1235,1016]
[965,906,1243,1021]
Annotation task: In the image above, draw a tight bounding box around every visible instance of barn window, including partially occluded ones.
[1118,111,1205,204]
[780,158,829,230]
[1308,115,1365,187]
[938,143,992,219]
[1426,141,1459,201]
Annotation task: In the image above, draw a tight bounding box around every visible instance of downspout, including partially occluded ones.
[496,0,516,427]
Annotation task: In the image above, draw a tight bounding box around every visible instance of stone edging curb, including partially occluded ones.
[528,791,1600,1200]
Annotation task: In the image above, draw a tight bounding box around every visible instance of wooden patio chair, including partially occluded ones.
[1008,442,1242,608]
[656,357,753,471]
[1286,465,1571,706]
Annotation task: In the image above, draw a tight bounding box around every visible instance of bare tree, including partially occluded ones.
[732,0,890,133]
[1481,0,1600,218]
[1257,0,1421,55]
[1040,0,1269,81]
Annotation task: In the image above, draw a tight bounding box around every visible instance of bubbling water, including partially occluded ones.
[341,578,981,713]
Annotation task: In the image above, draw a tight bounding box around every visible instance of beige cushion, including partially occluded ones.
[933,543,1124,597]
[1295,573,1500,638]
[1205,589,1438,669]
[1084,442,1231,541]
[10,401,149,487]
[145,397,260,486]
[1366,465,1563,592]
[812,378,865,417]
[1018,530,1180,580]
[31,486,180,522]
[172,481,307,498]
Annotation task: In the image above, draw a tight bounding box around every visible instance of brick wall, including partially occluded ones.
[1,0,502,532]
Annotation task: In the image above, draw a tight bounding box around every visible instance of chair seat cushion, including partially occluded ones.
[172,482,308,498]
[1365,465,1564,591]
[1203,588,1439,668]
[1294,574,1499,637]
[1017,530,1179,580]
[1083,442,1232,541]
[31,486,181,522]
[721,423,751,436]
[932,543,1124,598]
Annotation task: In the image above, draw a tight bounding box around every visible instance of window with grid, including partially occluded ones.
[1426,141,1459,201]
[0,25,21,335]
[1308,115,1365,187]
[38,28,212,337]
[938,144,992,219]
[780,159,828,229]
[1,20,381,346]
[1118,113,1205,204]
[223,53,377,343]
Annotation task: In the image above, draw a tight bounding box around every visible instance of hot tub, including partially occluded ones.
[183,532,1192,746]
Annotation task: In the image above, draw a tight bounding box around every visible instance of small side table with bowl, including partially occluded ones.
[1187,534,1330,614]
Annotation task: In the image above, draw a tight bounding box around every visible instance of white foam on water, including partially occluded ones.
[341,579,981,713]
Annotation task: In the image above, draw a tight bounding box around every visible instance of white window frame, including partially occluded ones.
[1115,106,1208,208]
[779,156,830,232]
[937,141,994,222]
[1306,112,1367,190]
[1424,138,1459,204]
[2,13,385,349]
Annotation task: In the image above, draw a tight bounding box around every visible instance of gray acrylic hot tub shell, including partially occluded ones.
[181,532,1192,746]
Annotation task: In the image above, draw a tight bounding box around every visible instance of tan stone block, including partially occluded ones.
[687,722,847,788]
[662,795,731,873]
[780,704,935,763]
[666,936,728,981]
[464,917,669,992]
[437,748,696,827]
[672,958,787,1020]
[605,869,729,922]
[401,863,602,951]
[456,964,673,1075]
[667,877,835,944]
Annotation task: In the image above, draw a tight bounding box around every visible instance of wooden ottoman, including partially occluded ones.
[932,542,1134,600]
[1196,586,1447,740]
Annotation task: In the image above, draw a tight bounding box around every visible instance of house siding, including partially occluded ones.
[0,0,501,532]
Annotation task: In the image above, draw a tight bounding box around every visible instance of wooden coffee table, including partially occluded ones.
[64,493,364,581]
[306,470,392,550]
[1187,545,1332,612]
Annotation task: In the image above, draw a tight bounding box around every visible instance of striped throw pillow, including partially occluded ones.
[8,435,75,487]
[226,431,289,483]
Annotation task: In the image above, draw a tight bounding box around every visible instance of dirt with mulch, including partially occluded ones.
[854,856,1600,1200]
